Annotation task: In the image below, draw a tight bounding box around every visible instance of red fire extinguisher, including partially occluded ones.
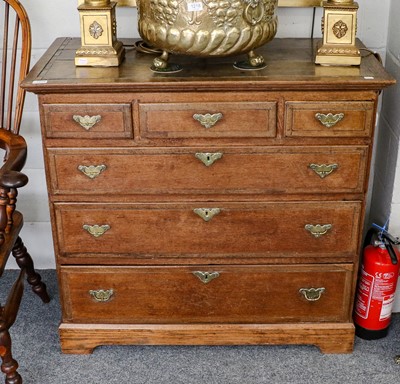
[353,225,400,339]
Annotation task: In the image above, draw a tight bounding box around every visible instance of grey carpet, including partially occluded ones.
[1,270,399,384]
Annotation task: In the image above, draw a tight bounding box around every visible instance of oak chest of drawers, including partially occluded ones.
[22,38,394,354]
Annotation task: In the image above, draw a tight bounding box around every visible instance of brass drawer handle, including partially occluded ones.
[89,289,114,302]
[83,224,110,238]
[195,152,223,167]
[299,287,325,302]
[309,163,338,178]
[315,112,344,128]
[305,224,332,238]
[78,164,107,179]
[193,112,223,129]
[73,114,102,130]
[192,271,220,284]
[193,208,221,222]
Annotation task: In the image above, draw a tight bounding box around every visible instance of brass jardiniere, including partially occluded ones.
[137,0,279,72]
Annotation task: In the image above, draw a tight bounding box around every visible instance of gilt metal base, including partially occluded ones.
[75,41,125,67]
[315,44,361,66]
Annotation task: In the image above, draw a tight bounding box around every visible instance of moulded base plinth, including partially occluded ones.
[59,322,355,355]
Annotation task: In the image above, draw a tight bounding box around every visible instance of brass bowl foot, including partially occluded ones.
[150,50,182,73]
[233,50,266,71]
[150,63,183,73]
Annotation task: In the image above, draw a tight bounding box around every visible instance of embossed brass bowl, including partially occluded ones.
[136,0,279,71]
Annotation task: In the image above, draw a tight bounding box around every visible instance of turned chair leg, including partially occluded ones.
[0,330,22,384]
[12,237,50,303]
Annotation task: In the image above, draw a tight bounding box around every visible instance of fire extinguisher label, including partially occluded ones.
[354,269,374,319]
[380,295,395,320]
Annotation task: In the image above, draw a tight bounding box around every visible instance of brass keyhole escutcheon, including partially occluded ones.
[193,208,221,222]
[195,152,223,167]
[192,271,220,284]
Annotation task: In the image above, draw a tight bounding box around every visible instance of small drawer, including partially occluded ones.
[285,101,374,137]
[139,101,276,140]
[48,146,368,195]
[42,103,133,138]
[54,201,361,262]
[60,264,353,323]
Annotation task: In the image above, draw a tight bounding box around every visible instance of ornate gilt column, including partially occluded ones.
[75,0,125,67]
[315,0,361,66]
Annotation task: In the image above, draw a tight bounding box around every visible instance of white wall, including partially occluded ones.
[8,1,391,271]
[369,0,400,312]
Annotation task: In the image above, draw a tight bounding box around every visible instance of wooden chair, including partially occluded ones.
[0,1,50,383]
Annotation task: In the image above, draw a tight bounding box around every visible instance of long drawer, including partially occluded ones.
[48,146,368,195]
[54,201,361,261]
[60,264,353,324]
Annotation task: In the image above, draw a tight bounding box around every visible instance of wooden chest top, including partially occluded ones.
[22,38,395,93]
